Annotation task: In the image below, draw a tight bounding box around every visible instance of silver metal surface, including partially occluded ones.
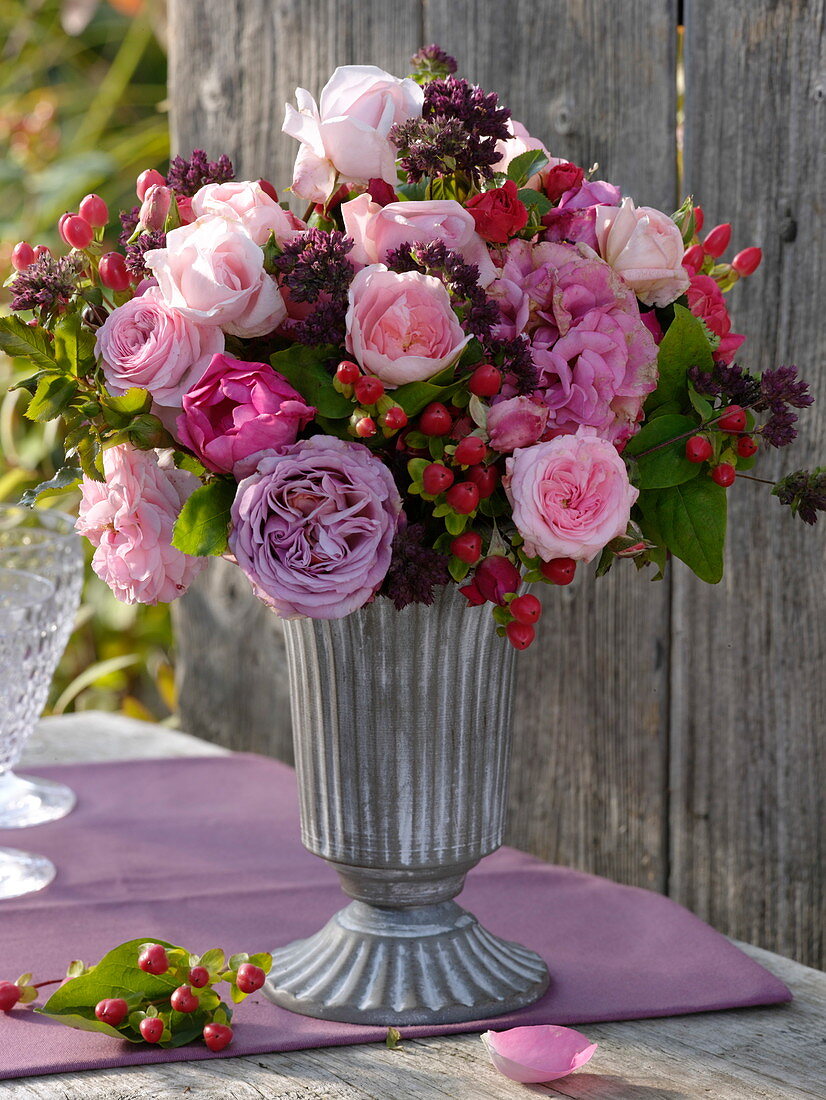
[264,586,550,1024]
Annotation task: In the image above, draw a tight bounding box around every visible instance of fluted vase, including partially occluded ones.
[263,585,549,1025]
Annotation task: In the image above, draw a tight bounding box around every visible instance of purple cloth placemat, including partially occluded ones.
[0,754,790,1080]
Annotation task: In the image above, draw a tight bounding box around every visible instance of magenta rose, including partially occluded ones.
[95,288,224,408]
[489,239,658,447]
[229,436,402,619]
[177,354,315,477]
[505,428,638,562]
[487,396,549,452]
[342,194,496,286]
[459,556,522,607]
[145,216,286,338]
[345,264,470,387]
[76,445,206,605]
[595,197,690,307]
[282,65,423,202]
[542,179,621,249]
[190,180,306,247]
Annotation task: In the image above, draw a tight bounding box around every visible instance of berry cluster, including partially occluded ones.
[334,360,409,439]
[685,404,755,487]
[678,203,763,290]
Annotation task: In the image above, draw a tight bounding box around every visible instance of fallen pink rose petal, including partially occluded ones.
[481,1024,597,1083]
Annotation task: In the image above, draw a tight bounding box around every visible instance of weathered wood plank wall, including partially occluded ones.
[168,0,825,967]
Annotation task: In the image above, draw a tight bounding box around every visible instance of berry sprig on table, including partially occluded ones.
[0,938,271,1053]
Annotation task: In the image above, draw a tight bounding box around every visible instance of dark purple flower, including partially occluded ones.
[10,255,79,314]
[125,230,166,279]
[119,205,141,247]
[273,228,356,346]
[410,44,458,82]
[381,522,449,609]
[165,149,234,197]
[773,468,826,525]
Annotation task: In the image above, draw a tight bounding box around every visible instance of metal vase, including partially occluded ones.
[263,586,549,1025]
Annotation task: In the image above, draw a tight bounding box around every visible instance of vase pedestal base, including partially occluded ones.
[265,899,549,1026]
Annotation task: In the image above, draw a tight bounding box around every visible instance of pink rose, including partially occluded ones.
[595,197,690,307]
[487,396,549,452]
[75,445,206,605]
[342,194,496,286]
[542,179,622,250]
[95,288,224,408]
[505,428,638,562]
[177,353,315,477]
[144,216,287,338]
[686,274,745,364]
[345,264,470,387]
[190,180,305,247]
[282,65,423,202]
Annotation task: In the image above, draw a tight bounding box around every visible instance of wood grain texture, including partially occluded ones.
[425,0,678,892]
[677,0,826,968]
[8,717,826,1100]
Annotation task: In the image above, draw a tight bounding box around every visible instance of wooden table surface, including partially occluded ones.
[2,713,824,1100]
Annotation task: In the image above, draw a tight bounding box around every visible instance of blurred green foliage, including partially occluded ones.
[1,0,177,721]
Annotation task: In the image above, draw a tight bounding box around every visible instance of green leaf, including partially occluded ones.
[101,388,153,428]
[198,948,226,972]
[639,478,727,583]
[19,465,82,507]
[444,511,469,535]
[506,150,549,187]
[25,375,78,422]
[0,316,56,371]
[270,345,351,418]
[53,312,96,376]
[393,377,464,417]
[37,938,181,1044]
[517,188,552,216]
[448,556,471,581]
[624,414,701,489]
[386,1026,403,1049]
[395,180,428,201]
[646,304,714,414]
[172,479,235,557]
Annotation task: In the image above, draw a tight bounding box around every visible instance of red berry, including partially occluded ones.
[422,463,454,495]
[506,621,535,650]
[716,405,747,433]
[0,981,21,1012]
[682,243,705,275]
[98,252,131,292]
[95,998,129,1027]
[189,966,210,988]
[138,944,169,975]
[170,986,199,1013]
[702,223,732,258]
[11,242,35,271]
[78,193,108,228]
[382,405,408,431]
[336,360,360,385]
[685,435,713,463]
[139,1016,164,1043]
[57,212,73,243]
[137,168,165,201]
[419,402,453,436]
[510,593,542,625]
[257,178,278,202]
[541,557,577,585]
[453,435,486,465]
[62,215,94,250]
[203,1023,233,1052]
[445,481,480,515]
[693,204,704,233]
[451,532,482,564]
[236,963,266,994]
[33,245,51,260]
[466,464,499,499]
[737,435,758,458]
[731,247,762,277]
[711,462,736,487]
[468,363,502,397]
[354,375,385,405]
[354,416,377,439]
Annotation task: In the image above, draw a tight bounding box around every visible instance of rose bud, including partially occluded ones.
[702,223,732,258]
[139,184,173,232]
[543,162,584,204]
[731,247,762,277]
[465,181,529,244]
[681,243,706,275]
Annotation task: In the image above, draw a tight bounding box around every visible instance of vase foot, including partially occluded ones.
[264,899,549,1025]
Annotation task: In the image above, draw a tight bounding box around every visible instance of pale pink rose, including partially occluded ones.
[345,264,470,387]
[283,65,423,202]
[76,445,206,605]
[342,194,496,286]
[482,1026,597,1084]
[505,427,638,562]
[493,120,562,189]
[595,197,690,307]
[144,216,287,338]
[190,180,305,247]
[487,396,548,452]
[94,288,224,408]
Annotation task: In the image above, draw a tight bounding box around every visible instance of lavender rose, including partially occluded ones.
[229,436,402,618]
[94,288,224,409]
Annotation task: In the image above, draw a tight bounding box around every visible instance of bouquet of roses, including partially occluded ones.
[2,46,822,649]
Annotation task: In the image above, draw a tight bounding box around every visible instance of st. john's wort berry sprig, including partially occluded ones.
[0,938,271,1053]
